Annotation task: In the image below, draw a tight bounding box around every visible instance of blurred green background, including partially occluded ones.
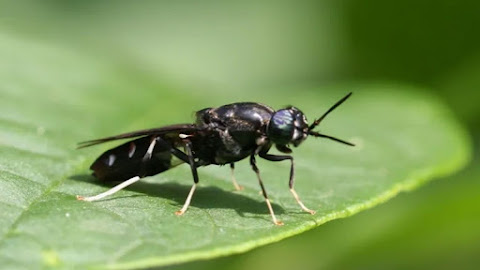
[1,0,478,269]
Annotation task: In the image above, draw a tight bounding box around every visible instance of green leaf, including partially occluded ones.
[0,33,471,269]
[187,155,480,270]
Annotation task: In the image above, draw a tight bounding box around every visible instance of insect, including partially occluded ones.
[77,93,354,225]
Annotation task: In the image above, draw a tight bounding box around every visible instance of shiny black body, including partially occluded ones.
[193,103,275,165]
[86,102,276,181]
[79,94,353,225]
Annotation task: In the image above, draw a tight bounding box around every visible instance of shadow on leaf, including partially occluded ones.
[70,174,285,216]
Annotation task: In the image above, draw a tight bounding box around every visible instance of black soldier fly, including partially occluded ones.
[77,93,354,225]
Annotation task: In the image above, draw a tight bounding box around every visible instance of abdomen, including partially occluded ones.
[90,136,183,182]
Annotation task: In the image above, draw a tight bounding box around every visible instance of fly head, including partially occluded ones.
[267,107,309,148]
[267,92,356,149]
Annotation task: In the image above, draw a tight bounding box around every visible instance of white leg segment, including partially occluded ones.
[76,176,141,202]
[290,188,316,215]
[264,197,284,226]
[231,167,243,191]
[175,183,197,215]
[143,137,157,160]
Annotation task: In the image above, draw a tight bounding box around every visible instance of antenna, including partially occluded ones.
[308,92,352,131]
[308,131,355,146]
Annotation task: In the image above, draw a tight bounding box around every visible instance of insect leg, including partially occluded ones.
[77,136,160,202]
[175,140,199,216]
[259,153,315,215]
[143,136,157,161]
[76,176,141,201]
[154,137,190,163]
[250,155,283,226]
[138,136,159,177]
[230,163,243,191]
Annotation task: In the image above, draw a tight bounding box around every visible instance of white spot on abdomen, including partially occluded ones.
[128,142,136,158]
[107,154,116,166]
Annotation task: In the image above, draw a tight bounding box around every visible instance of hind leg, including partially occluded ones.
[77,136,160,202]
[76,176,141,201]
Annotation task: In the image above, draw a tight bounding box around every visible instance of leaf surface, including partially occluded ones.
[0,33,470,269]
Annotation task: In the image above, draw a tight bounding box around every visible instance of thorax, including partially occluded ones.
[193,102,274,164]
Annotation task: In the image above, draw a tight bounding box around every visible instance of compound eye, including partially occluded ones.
[268,110,294,145]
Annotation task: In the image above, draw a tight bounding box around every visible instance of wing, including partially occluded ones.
[78,123,199,148]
